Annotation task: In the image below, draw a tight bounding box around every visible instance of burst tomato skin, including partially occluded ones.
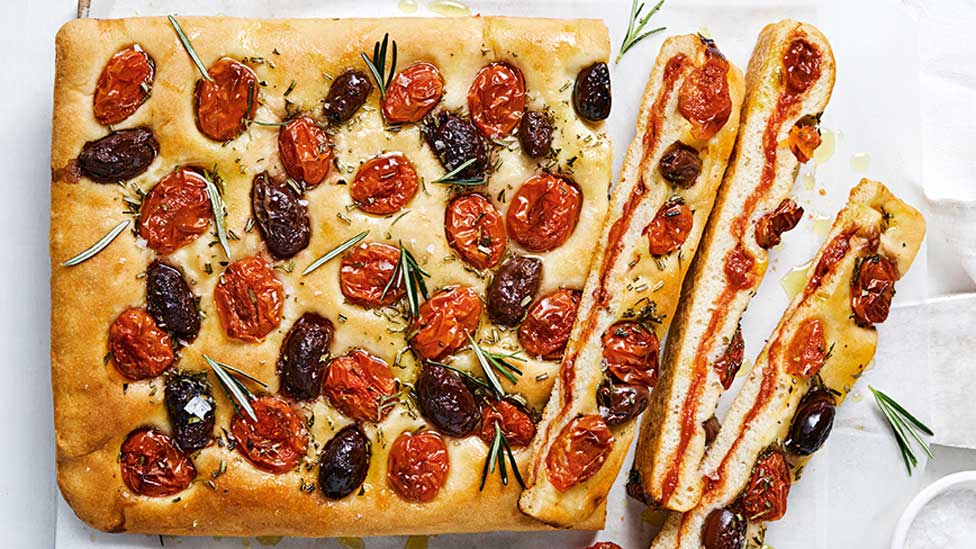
[601,321,660,388]
[851,255,898,327]
[518,289,581,360]
[213,257,284,343]
[545,414,614,492]
[677,51,732,140]
[322,349,397,422]
[506,174,583,252]
[410,286,482,361]
[350,152,419,215]
[230,396,309,474]
[139,167,212,255]
[788,123,822,163]
[467,62,526,139]
[119,428,196,497]
[93,44,154,125]
[714,325,745,390]
[194,58,258,141]
[109,308,174,380]
[784,317,826,378]
[737,448,792,521]
[586,543,623,549]
[478,399,536,447]
[339,242,405,308]
[645,199,694,257]
[445,193,507,270]
[783,39,822,94]
[278,116,333,186]
[387,430,450,503]
[382,62,445,124]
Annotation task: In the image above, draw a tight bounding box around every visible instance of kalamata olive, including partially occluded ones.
[421,111,488,180]
[625,469,649,504]
[596,380,649,426]
[164,372,215,452]
[658,141,702,188]
[277,313,335,401]
[414,364,482,437]
[573,62,611,122]
[518,111,553,158]
[146,261,200,342]
[323,69,373,124]
[251,171,311,260]
[785,387,836,456]
[486,255,542,326]
[701,507,746,549]
[77,128,159,183]
[318,424,371,500]
[703,415,721,445]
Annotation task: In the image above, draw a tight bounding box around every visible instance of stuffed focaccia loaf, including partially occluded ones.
[651,179,925,549]
[518,34,744,527]
[631,20,836,512]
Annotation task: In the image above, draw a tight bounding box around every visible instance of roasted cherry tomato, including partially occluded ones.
[851,255,898,327]
[601,321,660,387]
[724,244,755,290]
[350,152,419,215]
[109,308,174,380]
[701,507,747,549]
[788,122,822,163]
[93,44,154,126]
[445,193,507,270]
[277,312,334,401]
[322,349,397,422]
[468,62,526,139]
[546,414,614,492]
[410,286,482,361]
[387,430,450,503]
[230,396,309,474]
[755,198,804,249]
[518,288,581,360]
[194,58,258,141]
[586,543,623,549]
[119,428,195,497]
[737,447,791,521]
[478,399,536,447]
[784,317,826,378]
[644,198,693,257]
[677,47,732,140]
[278,116,333,186]
[382,62,444,124]
[339,242,405,308]
[713,325,745,390]
[213,256,284,343]
[506,174,583,252]
[139,167,211,255]
[783,39,822,94]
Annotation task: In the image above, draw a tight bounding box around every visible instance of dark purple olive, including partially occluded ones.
[573,62,611,122]
[486,255,543,326]
[251,171,311,259]
[518,111,553,158]
[318,424,371,499]
[164,372,215,453]
[322,69,373,124]
[785,387,836,456]
[421,111,488,180]
[146,260,200,341]
[702,507,747,549]
[597,380,649,426]
[277,313,335,401]
[414,364,482,437]
[703,415,721,445]
[625,469,649,504]
[77,127,159,183]
[658,141,702,188]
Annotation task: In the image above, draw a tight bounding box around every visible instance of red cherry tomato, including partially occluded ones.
[322,349,397,422]
[677,54,732,140]
[546,414,614,492]
[724,244,756,290]
[507,174,583,252]
[214,256,284,342]
[755,198,804,249]
[139,167,212,255]
[713,325,744,390]
[410,286,482,361]
[467,62,526,139]
[387,430,450,503]
[788,123,822,163]
[478,399,536,447]
[738,448,791,521]
[445,193,507,270]
[782,39,822,94]
[644,199,694,257]
[350,152,419,215]
[230,396,309,474]
[382,62,444,124]
[784,318,826,378]
[195,58,258,141]
[586,543,623,549]
[120,428,195,497]
[93,44,154,126]
[518,288,581,360]
[339,242,405,308]
[109,308,174,380]
[278,116,333,186]
[851,255,898,327]
[601,321,660,387]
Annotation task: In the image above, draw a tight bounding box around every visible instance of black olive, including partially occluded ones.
[701,507,747,549]
[77,127,159,183]
[625,468,649,504]
[518,111,553,158]
[785,387,836,456]
[486,255,543,327]
[421,111,488,180]
[703,415,721,445]
[573,62,611,122]
[146,260,200,341]
[658,141,703,188]
[251,171,311,259]
[322,69,373,124]
[277,312,335,401]
[414,364,482,437]
[164,372,215,453]
[318,424,371,500]
[596,380,649,426]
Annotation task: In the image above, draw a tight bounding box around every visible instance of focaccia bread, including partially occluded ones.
[519,34,744,526]
[650,179,925,548]
[632,20,836,512]
[51,16,612,536]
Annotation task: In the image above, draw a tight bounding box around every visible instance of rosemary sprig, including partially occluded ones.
[361,33,398,99]
[870,386,934,475]
[616,0,667,64]
[467,334,524,398]
[204,355,268,421]
[479,423,525,490]
[60,220,130,267]
[382,242,430,318]
[167,15,213,81]
[203,170,231,259]
[431,158,484,186]
[302,230,369,276]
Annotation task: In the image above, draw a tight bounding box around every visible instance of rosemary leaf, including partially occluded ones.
[361,33,397,99]
[302,231,369,276]
[431,158,483,186]
[203,171,231,259]
[870,386,934,475]
[167,15,213,81]
[616,0,667,64]
[60,220,130,267]
[205,355,258,421]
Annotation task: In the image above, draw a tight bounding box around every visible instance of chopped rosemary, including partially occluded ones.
[361,33,398,98]
[431,158,484,186]
[479,423,525,490]
[302,230,369,276]
[616,0,667,64]
[167,15,213,81]
[870,386,934,475]
[467,334,523,398]
[203,170,231,259]
[382,242,430,318]
[204,355,268,421]
[60,220,130,267]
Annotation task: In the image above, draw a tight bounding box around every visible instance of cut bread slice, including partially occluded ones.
[518,34,745,527]
[632,19,837,512]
